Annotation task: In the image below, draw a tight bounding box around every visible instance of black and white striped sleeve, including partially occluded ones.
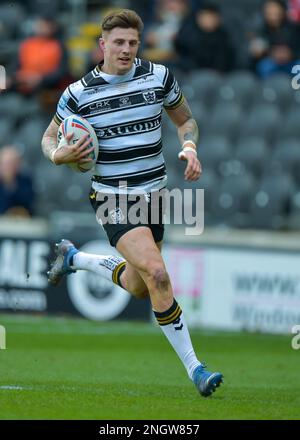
[54,81,81,125]
[162,68,183,110]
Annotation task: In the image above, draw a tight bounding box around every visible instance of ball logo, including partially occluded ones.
[67,241,130,320]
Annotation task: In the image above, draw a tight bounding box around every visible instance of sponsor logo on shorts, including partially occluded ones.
[109,207,125,224]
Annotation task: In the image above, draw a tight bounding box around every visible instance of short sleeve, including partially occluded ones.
[53,82,80,125]
[163,68,184,110]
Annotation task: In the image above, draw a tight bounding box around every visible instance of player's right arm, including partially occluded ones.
[42,81,94,165]
[41,118,93,165]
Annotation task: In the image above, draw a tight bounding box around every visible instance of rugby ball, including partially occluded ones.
[57,115,99,173]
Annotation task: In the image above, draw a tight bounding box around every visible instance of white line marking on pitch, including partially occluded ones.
[0,386,27,390]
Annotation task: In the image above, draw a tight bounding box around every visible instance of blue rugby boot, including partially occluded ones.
[192,364,223,397]
[47,239,78,285]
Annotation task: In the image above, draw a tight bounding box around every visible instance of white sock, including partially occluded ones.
[72,252,126,285]
[154,299,201,380]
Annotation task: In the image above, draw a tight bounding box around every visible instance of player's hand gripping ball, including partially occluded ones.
[57,115,99,172]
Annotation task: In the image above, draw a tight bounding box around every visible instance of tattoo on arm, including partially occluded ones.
[179,118,199,146]
[176,99,199,146]
[183,123,198,142]
[41,120,59,160]
[166,97,199,147]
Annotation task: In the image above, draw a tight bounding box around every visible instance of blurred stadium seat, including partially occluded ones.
[67,172,94,212]
[0,117,14,146]
[0,2,25,40]
[272,139,300,178]
[210,172,257,227]
[33,159,93,216]
[259,74,295,111]
[204,102,242,140]
[14,117,49,166]
[287,191,300,230]
[238,103,281,143]
[198,135,232,171]
[183,69,223,108]
[249,172,295,229]
[235,136,269,177]
[188,100,207,127]
[0,93,25,120]
[280,105,300,140]
[217,71,258,109]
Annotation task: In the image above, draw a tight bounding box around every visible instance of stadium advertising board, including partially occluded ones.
[199,248,300,334]
[0,238,48,312]
[163,246,204,327]
[66,240,150,321]
[0,236,149,321]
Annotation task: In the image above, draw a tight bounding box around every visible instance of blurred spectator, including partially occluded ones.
[0,146,34,217]
[8,14,69,96]
[248,0,300,76]
[129,0,155,26]
[256,35,300,77]
[288,0,300,22]
[174,1,236,72]
[14,0,61,16]
[142,0,189,65]
[87,38,104,72]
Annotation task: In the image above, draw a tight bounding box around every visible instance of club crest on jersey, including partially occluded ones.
[143,90,156,104]
[109,207,125,224]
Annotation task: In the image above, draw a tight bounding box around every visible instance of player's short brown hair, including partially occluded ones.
[101,9,144,37]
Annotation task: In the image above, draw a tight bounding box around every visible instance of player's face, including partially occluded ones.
[100,27,140,75]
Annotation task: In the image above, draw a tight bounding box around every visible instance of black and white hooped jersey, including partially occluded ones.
[54,58,183,193]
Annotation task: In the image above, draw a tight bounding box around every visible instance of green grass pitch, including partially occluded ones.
[0,314,299,420]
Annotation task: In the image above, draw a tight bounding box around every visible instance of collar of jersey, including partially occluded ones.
[96,63,136,84]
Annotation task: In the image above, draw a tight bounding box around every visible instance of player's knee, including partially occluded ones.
[147,264,170,291]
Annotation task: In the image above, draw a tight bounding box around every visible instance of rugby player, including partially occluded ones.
[41,9,223,397]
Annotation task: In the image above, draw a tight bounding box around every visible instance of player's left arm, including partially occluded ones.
[165,97,202,181]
